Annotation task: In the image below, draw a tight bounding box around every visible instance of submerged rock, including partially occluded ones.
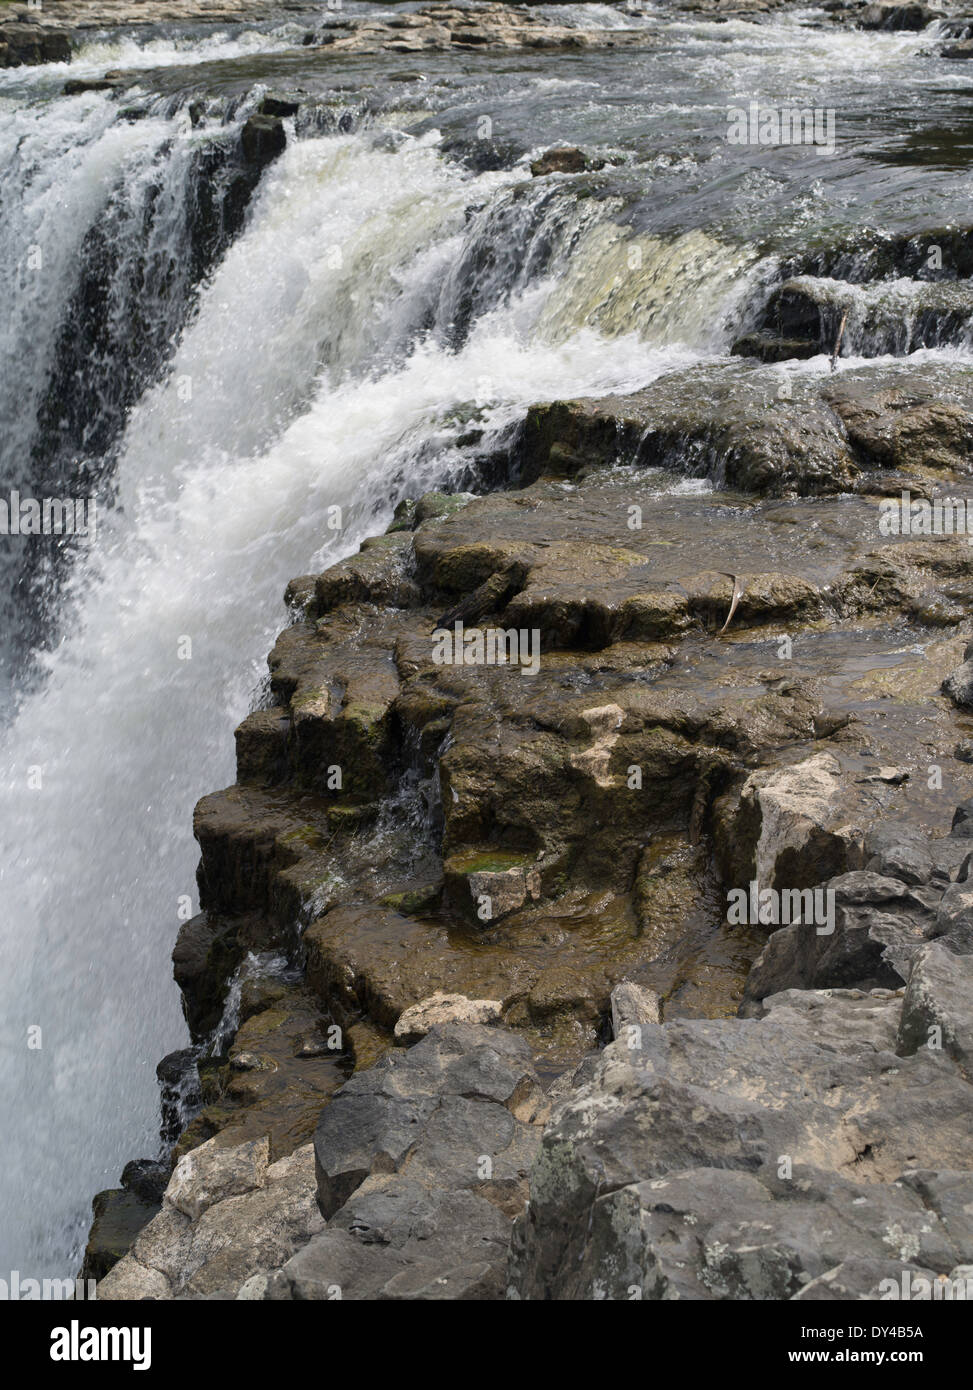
[530,146,588,176]
[730,331,819,364]
[259,94,301,118]
[858,2,938,29]
[63,75,124,95]
[240,115,287,171]
[942,38,973,58]
[440,135,526,172]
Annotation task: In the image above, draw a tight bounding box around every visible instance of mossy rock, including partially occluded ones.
[380,880,444,914]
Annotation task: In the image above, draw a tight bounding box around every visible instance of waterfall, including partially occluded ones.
[0,89,288,697]
[0,66,778,1276]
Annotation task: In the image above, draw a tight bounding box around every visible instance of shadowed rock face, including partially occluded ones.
[0,24,71,68]
[739,278,973,361]
[733,215,973,365]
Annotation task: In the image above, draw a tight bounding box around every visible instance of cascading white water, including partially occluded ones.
[0,95,179,477]
[0,91,280,700]
[0,90,766,1276]
[0,22,304,97]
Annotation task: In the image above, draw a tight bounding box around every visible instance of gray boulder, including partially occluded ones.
[267,1024,545,1299]
[509,988,973,1299]
[897,941,973,1077]
[859,3,938,30]
[864,822,939,886]
[741,870,932,1007]
[942,660,973,710]
[314,1022,543,1220]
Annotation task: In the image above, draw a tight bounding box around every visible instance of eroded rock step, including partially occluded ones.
[146,446,970,1091]
[736,277,973,362]
[519,360,973,494]
[734,217,973,363]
